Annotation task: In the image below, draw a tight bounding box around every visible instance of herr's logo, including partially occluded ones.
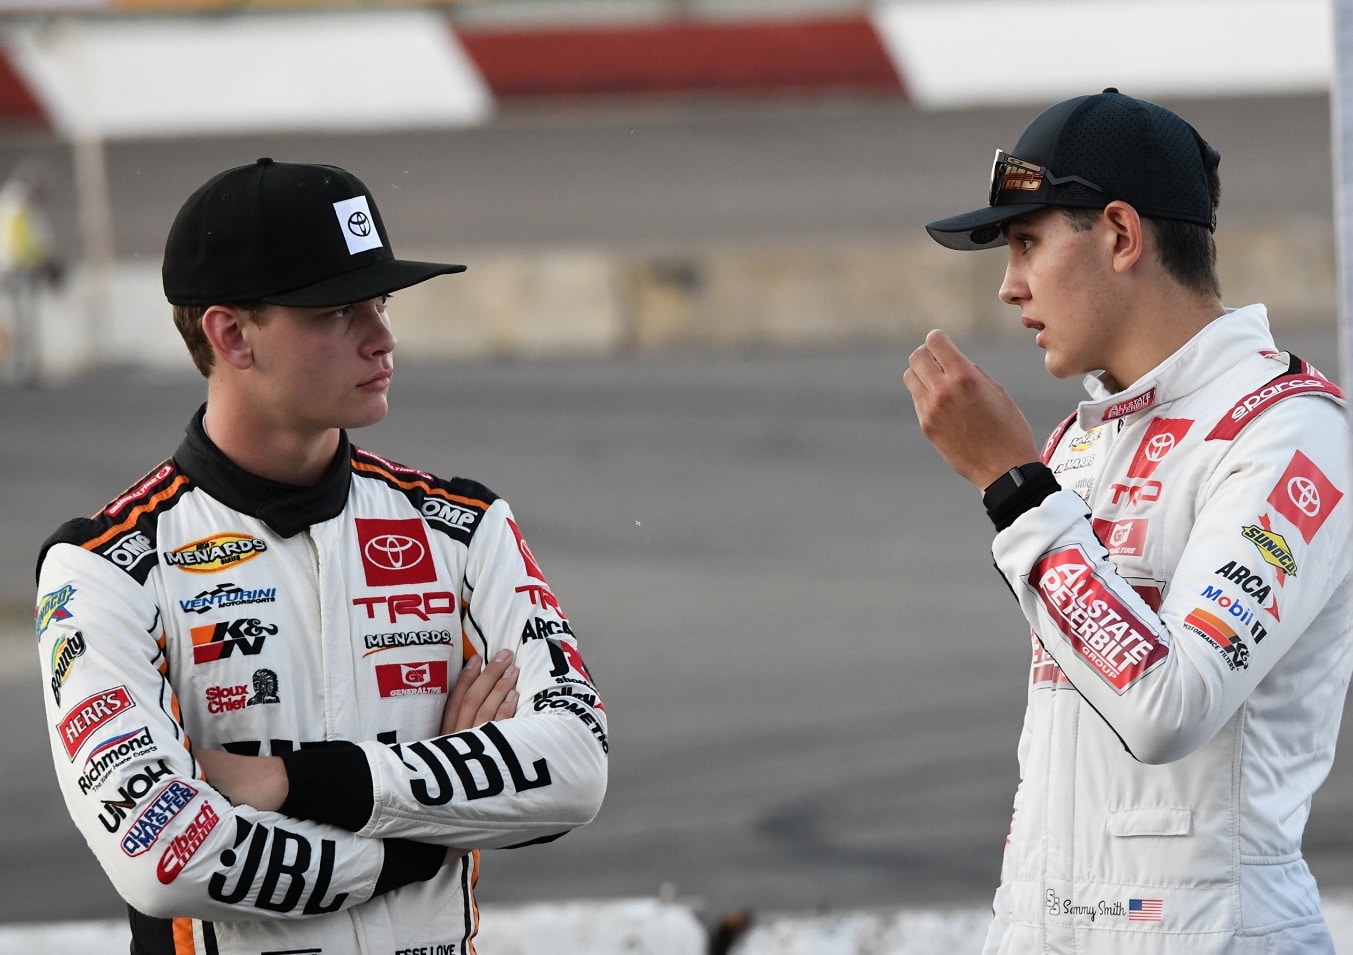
[165,533,267,574]
[58,686,136,760]
[356,518,437,587]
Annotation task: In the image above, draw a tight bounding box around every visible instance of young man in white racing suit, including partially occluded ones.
[905,89,1351,953]
[35,158,607,954]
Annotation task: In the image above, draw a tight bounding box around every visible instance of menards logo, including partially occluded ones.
[165,533,268,574]
[1242,522,1297,579]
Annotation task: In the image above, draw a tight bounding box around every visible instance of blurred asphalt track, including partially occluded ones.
[2,92,1351,927]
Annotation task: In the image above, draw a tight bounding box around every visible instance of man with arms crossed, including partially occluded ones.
[905,89,1351,953]
[35,158,607,954]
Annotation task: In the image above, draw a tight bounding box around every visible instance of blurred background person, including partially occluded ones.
[0,162,63,385]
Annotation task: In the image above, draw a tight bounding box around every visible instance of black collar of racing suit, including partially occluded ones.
[173,404,353,539]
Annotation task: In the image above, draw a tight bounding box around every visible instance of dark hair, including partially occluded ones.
[1060,162,1221,299]
[172,302,269,378]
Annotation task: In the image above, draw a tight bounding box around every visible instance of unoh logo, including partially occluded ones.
[165,533,268,574]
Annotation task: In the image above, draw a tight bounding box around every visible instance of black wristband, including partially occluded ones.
[279,740,374,832]
[374,838,448,896]
[982,462,1060,531]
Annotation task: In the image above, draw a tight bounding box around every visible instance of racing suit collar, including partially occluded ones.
[1077,304,1273,428]
[173,404,353,538]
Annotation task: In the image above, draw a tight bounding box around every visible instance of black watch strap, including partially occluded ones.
[982,462,1060,531]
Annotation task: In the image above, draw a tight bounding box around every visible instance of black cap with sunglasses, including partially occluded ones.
[925,88,1221,251]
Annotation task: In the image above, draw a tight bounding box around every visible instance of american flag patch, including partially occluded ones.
[1129,898,1163,922]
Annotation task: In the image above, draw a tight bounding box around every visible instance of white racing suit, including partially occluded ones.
[35,409,608,954]
[982,305,1352,954]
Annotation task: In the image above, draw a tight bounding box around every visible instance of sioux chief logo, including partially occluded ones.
[1242,518,1297,580]
[1029,545,1168,693]
[165,533,268,574]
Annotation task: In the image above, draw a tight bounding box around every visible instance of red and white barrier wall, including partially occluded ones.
[0,0,1334,137]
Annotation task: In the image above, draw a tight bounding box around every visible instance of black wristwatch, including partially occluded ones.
[982,462,1060,531]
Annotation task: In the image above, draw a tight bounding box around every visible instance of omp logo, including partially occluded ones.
[1243,521,1297,579]
[35,584,76,640]
[422,497,477,529]
[164,533,267,574]
[103,532,154,571]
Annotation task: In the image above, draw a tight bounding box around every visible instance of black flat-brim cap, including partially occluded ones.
[163,158,466,307]
[925,89,1219,252]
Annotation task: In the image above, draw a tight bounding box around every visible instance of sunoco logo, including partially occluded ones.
[165,533,268,574]
[1243,524,1297,577]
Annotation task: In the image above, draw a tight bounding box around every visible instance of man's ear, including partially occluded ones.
[202,305,255,370]
[1100,200,1144,274]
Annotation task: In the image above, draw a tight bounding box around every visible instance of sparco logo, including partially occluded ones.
[364,533,426,571]
[165,533,268,574]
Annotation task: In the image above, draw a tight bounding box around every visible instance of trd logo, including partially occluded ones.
[190,618,278,664]
[1109,481,1162,507]
[352,592,456,623]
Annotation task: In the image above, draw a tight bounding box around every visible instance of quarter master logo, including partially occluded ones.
[165,533,268,574]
